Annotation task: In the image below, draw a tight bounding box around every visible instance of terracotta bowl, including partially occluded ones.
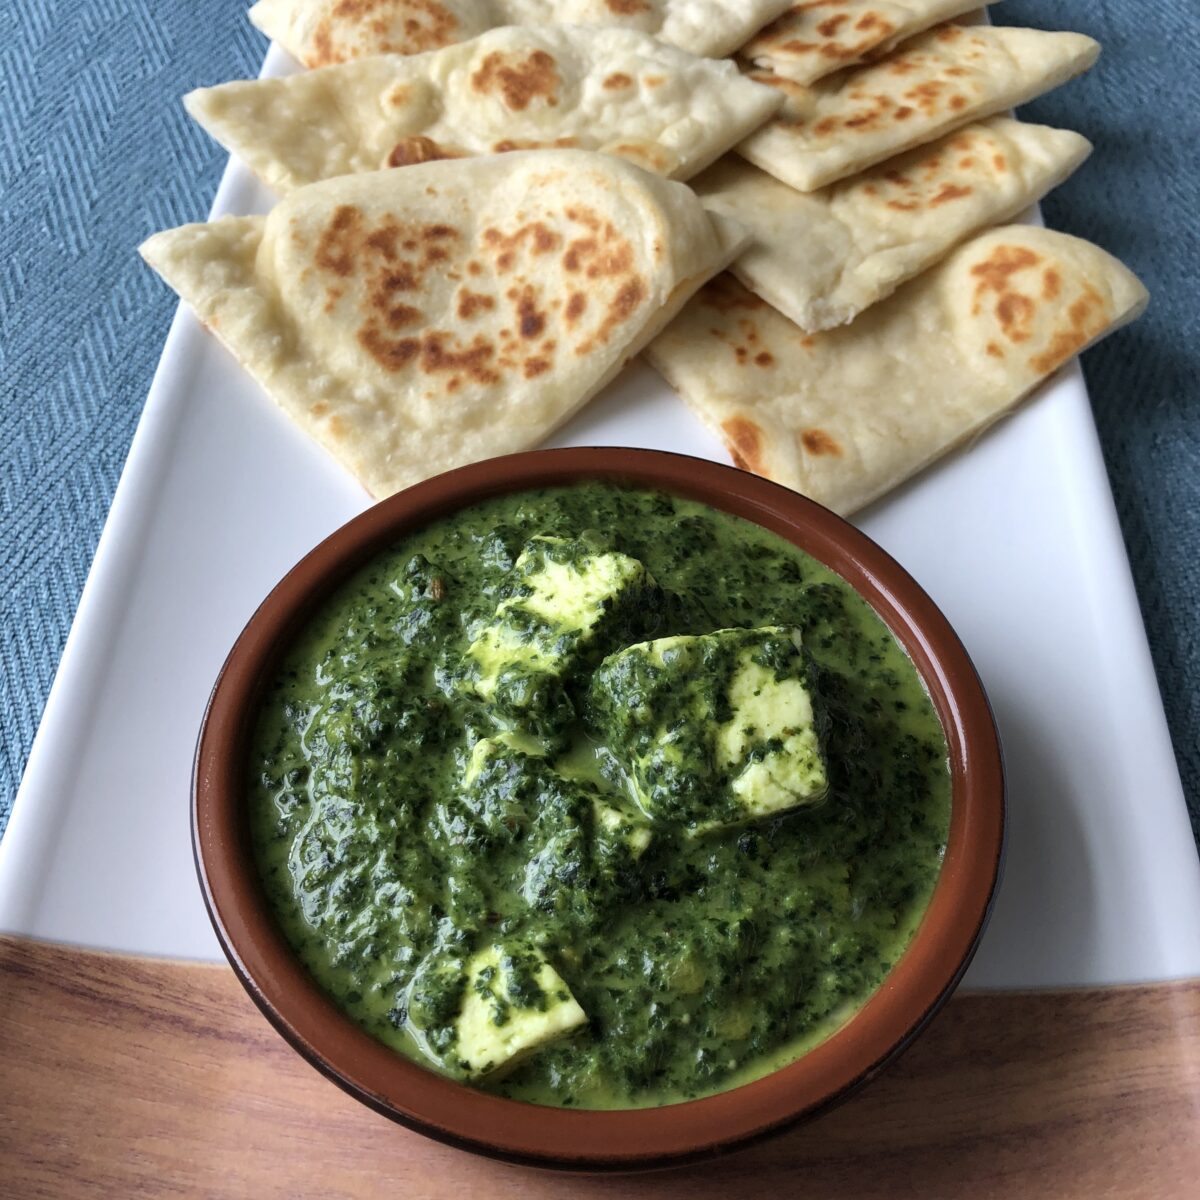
[193,447,1005,1171]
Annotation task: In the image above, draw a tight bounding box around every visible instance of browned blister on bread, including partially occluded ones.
[741,0,992,86]
[186,25,781,191]
[248,0,795,64]
[140,150,747,497]
[737,24,1099,191]
[646,226,1147,514]
[700,117,1091,330]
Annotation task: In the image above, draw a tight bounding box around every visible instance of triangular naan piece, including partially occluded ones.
[741,0,996,86]
[700,118,1091,330]
[248,0,796,65]
[737,24,1099,191]
[187,26,782,193]
[646,226,1147,515]
[140,151,746,498]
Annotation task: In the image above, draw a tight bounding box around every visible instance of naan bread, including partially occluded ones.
[646,227,1147,514]
[140,151,745,498]
[700,118,1091,331]
[741,0,993,86]
[248,0,796,65]
[186,26,782,193]
[737,24,1099,191]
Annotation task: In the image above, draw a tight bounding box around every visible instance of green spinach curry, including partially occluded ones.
[249,484,950,1108]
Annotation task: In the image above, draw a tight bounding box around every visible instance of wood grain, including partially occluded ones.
[1,935,1198,1198]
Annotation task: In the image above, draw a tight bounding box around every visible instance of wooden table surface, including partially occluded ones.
[1,934,1198,1198]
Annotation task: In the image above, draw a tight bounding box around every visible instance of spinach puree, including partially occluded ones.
[249,483,950,1108]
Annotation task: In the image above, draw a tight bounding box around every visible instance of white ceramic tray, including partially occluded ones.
[3,44,1198,992]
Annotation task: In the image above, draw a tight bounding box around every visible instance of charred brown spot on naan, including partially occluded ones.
[698,275,767,314]
[968,244,1046,345]
[970,245,1042,298]
[746,0,898,75]
[607,142,675,174]
[857,12,891,33]
[605,0,650,14]
[562,207,635,280]
[907,80,948,114]
[969,246,1040,309]
[1028,284,1112,375]
[482,222,562,273]
[721,416,766,474]
[386,136,463,168]
[747,71,810,103]
[604,73,634,90]
[456,289,495,319]
[575,278,647,355]
[314,205,364,277]
[419,332,500,383]
[311,0,459,67]
[308,204,516,382]
[492,137,579,153]
[930,182,972,205]
[564,292,588,326]
[996,294,1036,342]
[968,245,1116,368]
[769,23,1017,146]
[507,284,549,341]
[801,428,842,456]
[471,50,561,112]
[706,309,770,368]
[816,14,849,38]
[774,40,819,55]
[372,273,424,329]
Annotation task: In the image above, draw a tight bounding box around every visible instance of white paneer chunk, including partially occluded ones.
[587,626,828,835]
[593,797,653,858]
[716,649,828,818]
[464,536,655,715]
[455,944,587,1078]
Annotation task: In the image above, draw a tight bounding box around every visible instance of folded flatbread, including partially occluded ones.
[700,118,1091,331]
[248,0,795,65]
[140,151,746,497]
[646,226,1147,515]
[737,24,1099,191]
[187,26,782,193]
[741,0,995,86]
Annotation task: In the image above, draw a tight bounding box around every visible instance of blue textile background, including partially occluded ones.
[1,1,1197,840]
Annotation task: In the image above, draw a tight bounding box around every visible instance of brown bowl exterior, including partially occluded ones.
[193,448,1004,1171]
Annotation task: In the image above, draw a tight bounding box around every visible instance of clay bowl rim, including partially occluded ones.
[192,447,1005,1172]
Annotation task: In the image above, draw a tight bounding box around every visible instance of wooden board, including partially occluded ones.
[1,934,1198,1198]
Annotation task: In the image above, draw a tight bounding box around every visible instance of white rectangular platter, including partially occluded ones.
[2,42,1199,993]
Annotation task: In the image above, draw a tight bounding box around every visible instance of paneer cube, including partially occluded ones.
[593,797,653,859]
[463,537,657,732]
[587,626,828,835]
[454,944,587,1078]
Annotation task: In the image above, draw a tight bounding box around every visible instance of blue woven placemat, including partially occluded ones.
[1,1,1197,841]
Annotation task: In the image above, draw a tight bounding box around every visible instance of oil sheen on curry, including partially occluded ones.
[249,484,950,1108]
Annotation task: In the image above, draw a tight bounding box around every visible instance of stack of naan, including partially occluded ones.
[142,2,1147,514]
